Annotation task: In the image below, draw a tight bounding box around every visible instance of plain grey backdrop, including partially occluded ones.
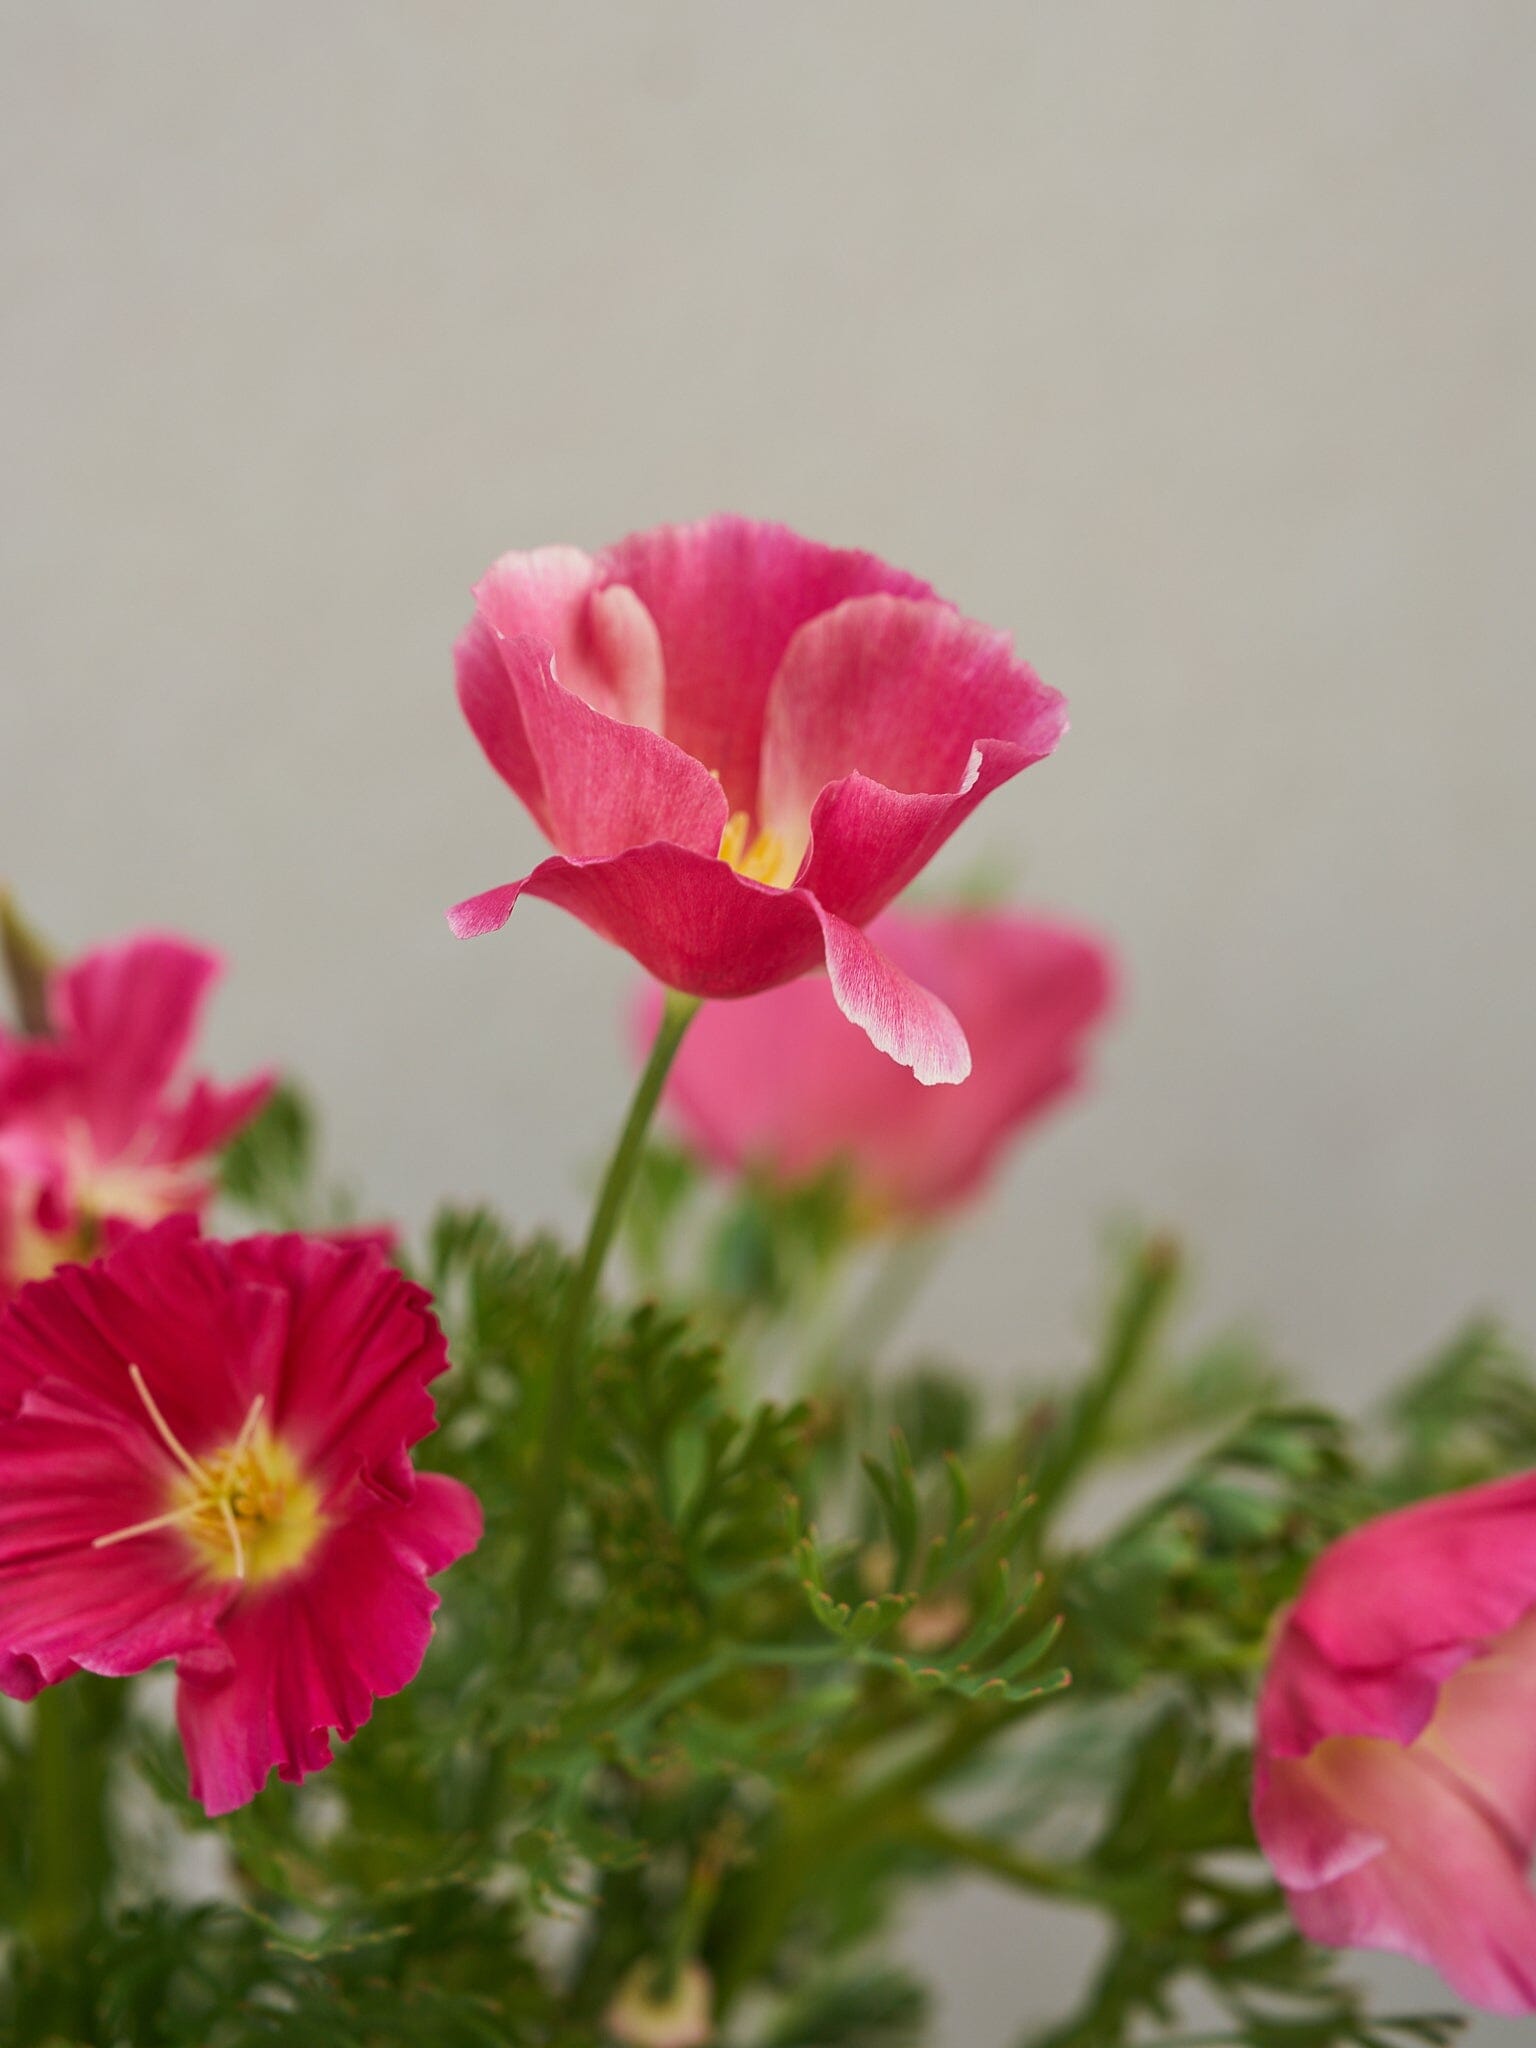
[3,4,1533,2041]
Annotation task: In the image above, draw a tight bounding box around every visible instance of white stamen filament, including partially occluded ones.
[127,1363,209,1485]
[93,1372,270,1579]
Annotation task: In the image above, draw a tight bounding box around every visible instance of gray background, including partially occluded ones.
[2,4,1533,2040]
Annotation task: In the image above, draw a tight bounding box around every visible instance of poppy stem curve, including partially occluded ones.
[515,986,702,1645]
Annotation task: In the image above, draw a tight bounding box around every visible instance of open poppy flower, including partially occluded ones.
[448,517,1065,1083]
[1254,1472,1536,2013]
[638,905,1115,1223]
[0,1218,481,1814]
[0,933,272,1291]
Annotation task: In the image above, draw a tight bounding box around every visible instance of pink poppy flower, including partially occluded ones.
[637,907,1114,1223]
[0,1218,481,1814]
[1253,1472,1536,2013]
[448,517,1066,1085]
[0,933,272,1291]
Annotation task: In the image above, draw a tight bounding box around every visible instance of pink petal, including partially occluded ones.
[811,908,971,1086]
[451,845,831,996]
[147,1071,277,1166]
[599,516,939,817]
[176,1483,478,1815]
[757,596,1066,920]
[49,936,224,1153]
[647,909,1114,1215]
[474,546,665,730]
[1263,1471,1536,1757]
[1278,1739,1536,2016]
[460,631,727,862]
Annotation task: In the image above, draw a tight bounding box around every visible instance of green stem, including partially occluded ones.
[24,1678,120,2035]
[514,989,701,1645]
[825,1228,946,1377]
[900,1812,1091,1901]
[1030,1235,1181,1527]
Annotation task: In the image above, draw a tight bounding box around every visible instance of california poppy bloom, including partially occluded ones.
[449,517,1065,1084]
[640,906,1114,1223]
[0,933,271,1291]
[0,1219,481,1814]
[1253,1472,1536,2013]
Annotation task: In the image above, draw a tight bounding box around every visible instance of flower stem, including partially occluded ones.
[514,988,701,1645]
[24,1678,120,2036]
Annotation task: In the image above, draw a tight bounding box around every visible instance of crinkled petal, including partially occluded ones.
[176,1484,479,1815]
[220,1234,451,1496]
[0,1380,232,1689]
[458,627,726,861]
[757,595,1065,916]
[0,1217,284,1454]
[599,516,939,817]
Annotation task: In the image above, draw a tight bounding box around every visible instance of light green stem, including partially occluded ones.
[514,989,701,1644]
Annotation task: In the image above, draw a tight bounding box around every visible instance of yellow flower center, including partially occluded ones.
[718,809,798,889]
[93,1366,324,1586]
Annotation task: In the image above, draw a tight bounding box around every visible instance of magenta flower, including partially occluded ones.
[638,906,1115,1223]
[1253,1473,1536,2012]
[0,1218,481,1814]
[0,933,272,1292]
[448,517,1065,1084]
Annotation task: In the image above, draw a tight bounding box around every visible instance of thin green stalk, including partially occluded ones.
[824,1228,947,1377]
[899,1812,1091,1901]
[24,1678,120,2036]
[1030,1235,1181,1527]
[514,989,701,1645]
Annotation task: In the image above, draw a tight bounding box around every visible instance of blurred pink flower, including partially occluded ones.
[448,517,1065,1084]
[637,907,1114,1223]
[0,1218,481,1814]
[1253,1472,1536,2013]
[0,933,272,1292]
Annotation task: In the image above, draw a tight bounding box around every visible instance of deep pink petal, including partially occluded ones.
[175,1486,477,1815]
[757,595,1066,916]
[220,1234,451,1496]
[1277,1740,1536,2016]
[0,1217,283,1454]
[474,547,665,729]
[0,1380,232,1687]
[647,909,1114,1215]
[454,615,552,838]
[810,908,970,1087]
[598,516,939,817]
[461,631,727,862]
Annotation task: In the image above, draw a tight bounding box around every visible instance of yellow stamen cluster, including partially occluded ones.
[94,1366,323,1586]
[718,809,796,889]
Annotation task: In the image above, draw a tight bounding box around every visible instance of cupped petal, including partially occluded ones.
[220,1234,451,1496]
[1429,1609,1536,1854]
[598,516,940,817]
[175,1485,478,1815]
[757,594,1066,916]
[474,547,665,730]
[810,907,970,1087]
[1277,1738,1536,2016]
[49,937,224,1153]
[0,1379,233,1689]
[1264,1471,1536,1757]
[472,633,728,862]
